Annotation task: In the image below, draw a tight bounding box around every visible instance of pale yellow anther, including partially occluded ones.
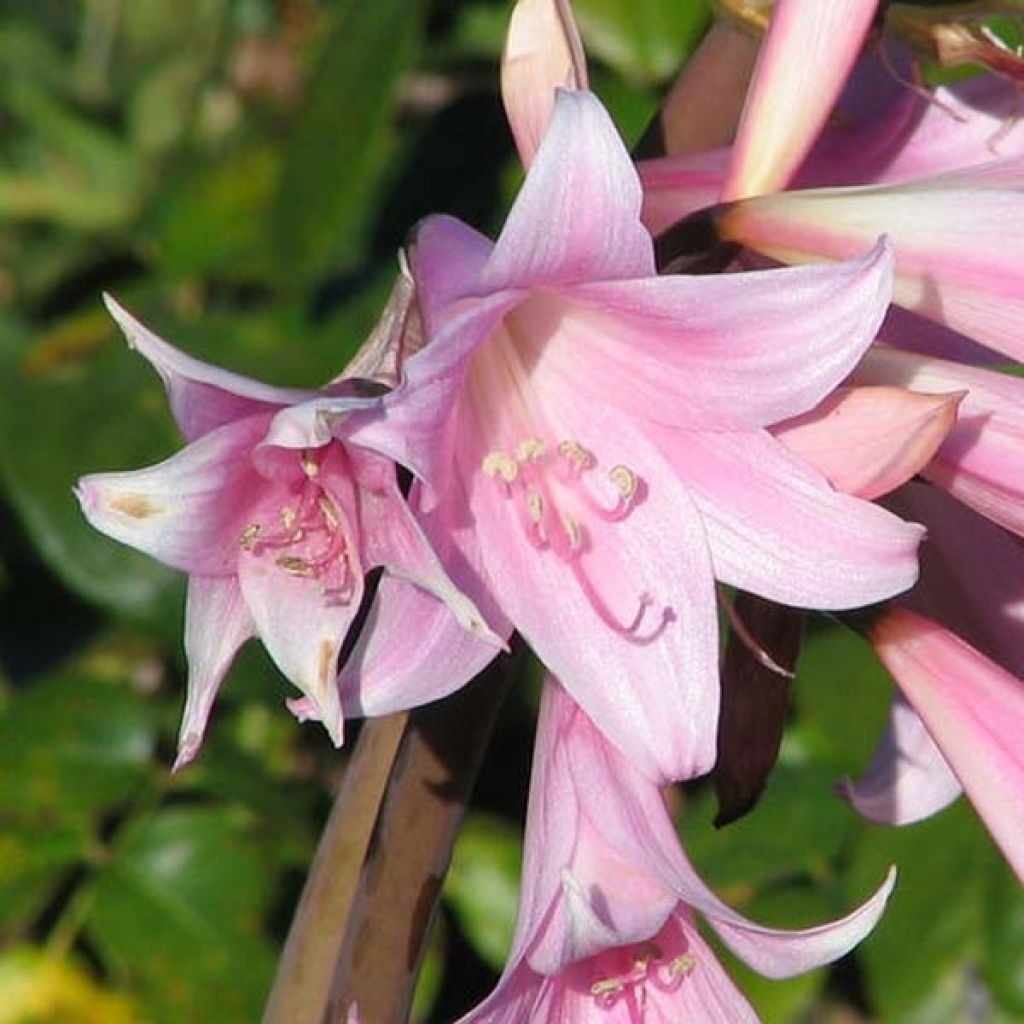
[239,523,261,550]
[300,450,320,478]
[318,495,340,530]
[277,556,316,578]
[516,437,546,462]
[526,489,545,524]
[670,954,696,977]
[590,977,624,998]
[280,506,297,529]
[482,451,518,483]
[563,514,582,551]
[557,439,592,469]
[609,465,638,502]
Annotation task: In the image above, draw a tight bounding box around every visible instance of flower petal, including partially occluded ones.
[840,695,962,825]
[661,428,923,609]
[103,295,314,441]
[722,0,878,201]
[75,413,269,575]
[481,90,654,291]
[773,385,961,500]
[501,0,587,166]
[540,239,892,430]
[638,147,730,234]
[176,576,255,770]
[719,163,1024,360]
[871,608,1024,884]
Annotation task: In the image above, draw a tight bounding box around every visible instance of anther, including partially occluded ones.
[562,514,583,551]
[609,465,638,502]
[557,439,593,471]
[482,451,518,483]
[300,450,320,478]
[318,495,340,530]
[670,954,695,977]
[277,556,316,578]
[516,437,546,462]
[526,489,545,524]
[280,506,297,529]
[239,523,261,550]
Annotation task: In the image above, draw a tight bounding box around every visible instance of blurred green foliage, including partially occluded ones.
[0,1,1021,1022]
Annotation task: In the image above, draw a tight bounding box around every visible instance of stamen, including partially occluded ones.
[516,437,546,462]
[318,494,341,530]
[482,450,518,484]
[277,556,316,577]
[562,514,583,552]
[609,465,638,502]
[281,506,297,529]
[526,489,545,524]
[300,450,320,478]
[557,439,592,471]
[239,523,261,550]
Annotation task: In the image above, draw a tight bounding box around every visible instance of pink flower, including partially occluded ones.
[459,680,896,1023]
[76,294,497,767]
[342,88,921,782]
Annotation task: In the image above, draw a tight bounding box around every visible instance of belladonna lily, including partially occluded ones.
[76,294,498,767]
[458,679,896,1023]
[339,88,923,783]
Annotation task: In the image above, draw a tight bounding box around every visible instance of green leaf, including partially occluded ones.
[981,850,1024,1016]
[575,0,711,84]
[270,0,426,282]
[444,813,522,971]
[86,807,276,1024]
[0,670,156,821]
[0,312,183,627]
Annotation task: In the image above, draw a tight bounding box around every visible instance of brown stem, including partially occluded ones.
[263,651,517,1024]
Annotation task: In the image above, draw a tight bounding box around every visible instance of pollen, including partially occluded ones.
[557,439,593,470]
[609,465,638,501]
[318,495,340,530]
[482,450,518,483]
[562,513,583,551]
[277,556,316,577]
[516,437,546,462]
[526,488,545,524]
[239,523,262,550]
[669,954,696,977]
[301,450,320,478]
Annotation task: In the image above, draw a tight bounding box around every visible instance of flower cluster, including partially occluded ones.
[77,0,1024,1017]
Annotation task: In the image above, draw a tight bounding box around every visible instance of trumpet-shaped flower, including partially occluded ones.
[343,88,922,782]
[458,680,896,1023]
[76,295,496,766]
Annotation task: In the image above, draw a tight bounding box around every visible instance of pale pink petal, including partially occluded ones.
[175,576,255,770]
[75,413,269,576]
[857,347,1024,536]
[351,448,502,645]
[840,695,962,825]
[719,164,1024,360]
[886,483,1024,676]
[339,481,512,716]
[501,0,587,166]
[722,0,878,201]
[103,294,314,441]
[871,608,1024,883]
[461,407,720,783]
[773,385,961,500]
[661,429,923,609]
[539,239,892,430]
[481,90,654,291]
[638,147,730,234]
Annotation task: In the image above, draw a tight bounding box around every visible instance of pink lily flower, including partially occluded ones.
[722,0,879,201]
[868,605,1024,884]
[76,294,498,766]
[459,679,896,1023]
[342,87,922,782]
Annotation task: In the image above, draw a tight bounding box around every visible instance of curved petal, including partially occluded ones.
[719,164,1024,360]
[543,239,892,430]
[501,0,587,166]
[840,695,962,825]
[857,347,1024,536]
[871,608,1024,884]
[339,480,511,717]
[176,576,255,770]
[103,295,315,441]
[661,428,923,609]
[481,90,654,291]
[773,385,961,500]
[75,413,269,576]
[723,0,878,201]
[463,407,720,782]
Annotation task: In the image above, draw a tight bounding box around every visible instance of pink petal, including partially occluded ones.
[773,385,961,500]
[501,0,587,166]
[638,147,730,234]
[175,576,254,770]
[339,481,512,717]
[871,608,1024,884]
[857,346,1024,536]
[719,163,1024,360]
[840,695,962,825]
[661,428,923,609]
[722,0,878,201]
[461,408,720,783]
[75,413,269,576]
[103,294,314,441]
[481,90,654,291]
[542,239,892,430]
